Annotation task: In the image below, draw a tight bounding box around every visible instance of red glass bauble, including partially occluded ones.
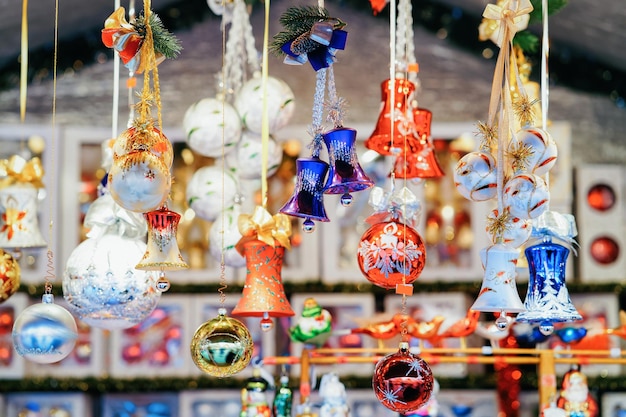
[357,220,426,289]
[590,236,620,264]
[373,343,434,413]
[587,183,616,212]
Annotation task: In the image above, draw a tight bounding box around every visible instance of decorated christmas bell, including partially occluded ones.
[232,239,294,329]
[136,205,189,292]
[322,127,373,206]
[365,78,416,156]
[392,107,445,179]
[232,207,294,330]
[471,243,525,328]
[516,212,582,335]
[279,157,330,232]
[0,156,47,250]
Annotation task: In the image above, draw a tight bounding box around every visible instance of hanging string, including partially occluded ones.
[260,0,271,208]
[388,0,397,184]
[127,0,137,126]
[111,0,121,139]
[44,0,61,295]
[540,0,551,203]
[20,0,28,124]
[218,0,229,308]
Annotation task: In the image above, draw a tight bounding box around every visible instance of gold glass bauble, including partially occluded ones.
[190,308,253,377]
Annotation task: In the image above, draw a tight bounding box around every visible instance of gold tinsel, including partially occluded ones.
[486,209,511,243]
[475,120,498,151]
[507,139,535,172]
[513,94,539,128]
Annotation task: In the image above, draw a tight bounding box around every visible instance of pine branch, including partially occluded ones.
[134,12,182,60]
[528,0,569,25]
[513,31,539,54]
[278,6,330,32]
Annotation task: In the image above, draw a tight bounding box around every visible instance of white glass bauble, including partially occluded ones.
[487,208,532,249]
[209,206,246,268]
[12,294,78,364]
[182,97,242,158]
[503,174,550,220]
[511,127,557,176]
[453,151,497,202]
[225,131,283,180]
[186,165,238,222]
[108,152,171,213]
[63,234,161,330]
[234,76,295,135]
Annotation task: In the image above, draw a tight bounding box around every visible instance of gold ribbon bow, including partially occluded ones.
[0,155,44,189]
[479,0,533,48]
[236,206,292,254]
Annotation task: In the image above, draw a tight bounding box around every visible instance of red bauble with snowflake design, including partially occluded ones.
[373,342,434,413]
[357,220,426,289]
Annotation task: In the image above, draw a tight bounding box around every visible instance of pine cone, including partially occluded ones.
[290,32,319,55]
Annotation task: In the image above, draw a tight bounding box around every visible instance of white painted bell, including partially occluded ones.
[0,184,47,250]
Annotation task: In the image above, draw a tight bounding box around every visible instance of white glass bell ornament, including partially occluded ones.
[108,152,172,213]
[225,131,283,180]
[0,184,47,250]
[12,294,78,364]
[182,97,242,158]
[63,233,161,330]
[186,165,239,222]
[234,75,295,135]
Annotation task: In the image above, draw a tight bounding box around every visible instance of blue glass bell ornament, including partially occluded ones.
[516,212,582,335]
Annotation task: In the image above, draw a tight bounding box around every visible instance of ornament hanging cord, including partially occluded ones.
[43,0,61,294]
[260,0,271,207]
[218,0,229,307]
[137,0,163,131]
[540,0,550,207]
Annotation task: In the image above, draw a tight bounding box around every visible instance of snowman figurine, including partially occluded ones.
[319,373,350,417]
[290,297,332,347]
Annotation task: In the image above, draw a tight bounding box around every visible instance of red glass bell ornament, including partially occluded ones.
[136,206,189,292]
[279,157,330,232]
[373,342,434,413]
[365,79,416,156]
[393,108,445,179]
[357,220,426,289]
[323,127,374,206]
[232,240,294,329]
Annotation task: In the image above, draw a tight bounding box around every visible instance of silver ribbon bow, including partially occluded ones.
[84,193,147,240]
[367,186,422,227]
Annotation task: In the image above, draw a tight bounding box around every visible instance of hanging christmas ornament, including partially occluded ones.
[232,206,293,329]
[273,369,294,417]
[471,243,525,327]
[190,307,253,377]
[136,205,189,292]
[503,173,550,220]
[186,165,239,222]
[373,342,434,413]
[12,293,78,364]
[0,248,20,303]
[105,3,180,214]
[225,131,284,180]
[509,127,557,176]
[209,203,246,268]
[289,297,332,347]
[453,151,498,202]
[322,127,373,205]
[234,75,296,135]
[63,193,160,330]
[365,78,416,156]
[358,186,425,289]
[182,97,242,158]
[279,157,330,232]
[0,156,47,250]
[516,211,582,335]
